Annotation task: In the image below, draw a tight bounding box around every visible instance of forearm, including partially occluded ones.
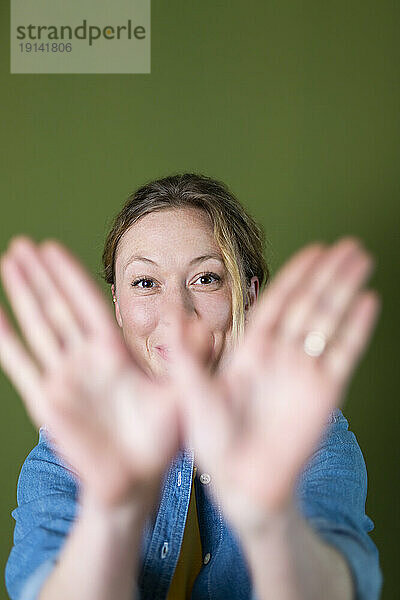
[238,499,354,600]
[39,488,153,600]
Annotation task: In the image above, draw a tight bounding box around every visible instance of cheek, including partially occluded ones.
[120,299,158,336]
[199,297,233,366]
[199,295,232,332]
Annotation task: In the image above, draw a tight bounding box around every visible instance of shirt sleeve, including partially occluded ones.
[5,426,80,600]
[294,407,383,600]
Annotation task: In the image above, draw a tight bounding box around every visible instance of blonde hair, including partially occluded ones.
[101,172,269,347]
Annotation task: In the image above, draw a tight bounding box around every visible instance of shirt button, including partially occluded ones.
[203,552,211,565]
[200,473,211,485]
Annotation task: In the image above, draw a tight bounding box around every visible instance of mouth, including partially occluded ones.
[155,345,172,361]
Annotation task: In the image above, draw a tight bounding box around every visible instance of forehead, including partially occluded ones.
[115,206,220,264]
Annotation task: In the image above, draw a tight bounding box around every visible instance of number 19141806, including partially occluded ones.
[19,42,72,52]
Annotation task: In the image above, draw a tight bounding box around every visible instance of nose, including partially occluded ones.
[160,292,198,326]
[156,290,214,367]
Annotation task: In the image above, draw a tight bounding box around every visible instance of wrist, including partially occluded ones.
[78,482,160,537]
[231,492,297,547]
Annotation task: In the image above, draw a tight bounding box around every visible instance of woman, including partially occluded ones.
[1,172,382,600]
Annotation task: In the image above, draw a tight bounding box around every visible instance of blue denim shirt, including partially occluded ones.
[5,408,382,600]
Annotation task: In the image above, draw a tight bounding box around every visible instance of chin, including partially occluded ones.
[146,357,172,382]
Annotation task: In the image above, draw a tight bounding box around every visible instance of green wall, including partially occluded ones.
[0,2,398,598]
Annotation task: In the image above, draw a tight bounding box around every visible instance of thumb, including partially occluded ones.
[166,306,232,463]
[166,306,214,423]
[168,306,214,374]
[187,318,214,368]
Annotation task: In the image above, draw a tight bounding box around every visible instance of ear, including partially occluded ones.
[111,284,123,328]
[244,276,259,324]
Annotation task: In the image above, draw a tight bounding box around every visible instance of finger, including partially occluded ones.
[38,239,117,338]
[0,304,46,427]
[295,248,374,344]
[250,242,327,334]
[9,237,83,349]
[322,290,381,389]
[230,242,326,372]
[1,251,62,371]
[277,237,367,342]
[167,305,233,458]
[178,315,215,372]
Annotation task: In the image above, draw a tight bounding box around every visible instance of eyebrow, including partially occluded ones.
[123,252,224,272]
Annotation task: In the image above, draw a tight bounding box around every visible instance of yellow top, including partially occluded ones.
[166,465,203,599]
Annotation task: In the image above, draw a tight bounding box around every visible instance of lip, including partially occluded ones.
[155,345,171,361]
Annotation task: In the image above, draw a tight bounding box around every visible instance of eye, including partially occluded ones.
[131,277,156,289]
[192,272,221,286]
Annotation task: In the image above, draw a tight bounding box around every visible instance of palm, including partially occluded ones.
[169,237,381,530]
[0,237,181,508]
[39,336,180,506]
[217,342,340,521]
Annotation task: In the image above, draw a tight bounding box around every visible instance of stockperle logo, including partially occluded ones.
[11,0,151,74]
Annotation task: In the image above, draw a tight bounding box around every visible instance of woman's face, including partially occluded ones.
[112,206,257,380]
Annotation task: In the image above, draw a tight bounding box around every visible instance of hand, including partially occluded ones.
[0,236,182,510]
[167,237,381,534]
